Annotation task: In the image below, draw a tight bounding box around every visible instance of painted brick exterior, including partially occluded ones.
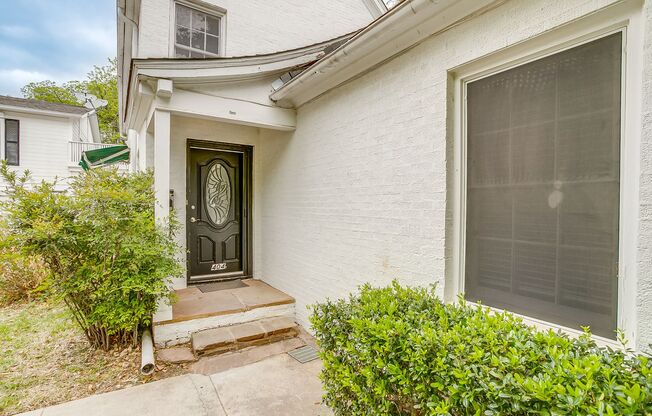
[253,0,652,349]
[135,0,652,349]
[137,0,373,58]
[637,0,652,351]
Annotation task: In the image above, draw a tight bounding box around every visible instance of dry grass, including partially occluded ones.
[0,250,47,305]
[0,301,189,416]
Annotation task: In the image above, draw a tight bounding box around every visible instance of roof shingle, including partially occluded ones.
[0,95,90,115]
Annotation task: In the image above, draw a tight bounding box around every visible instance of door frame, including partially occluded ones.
[186,139,253,284]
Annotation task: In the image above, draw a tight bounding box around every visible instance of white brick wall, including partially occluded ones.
[637,0,652,351]
[137,0,373,58]
[253,0,652,346]
[156,0,652,349]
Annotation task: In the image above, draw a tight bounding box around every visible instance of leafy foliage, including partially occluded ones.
[19,80,80,106]
[21,58,120,143]
[0,163,181,349]
[311,282,652,415]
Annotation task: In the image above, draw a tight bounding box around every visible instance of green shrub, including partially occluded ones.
[0,163,182,349]
[311,282,652,415]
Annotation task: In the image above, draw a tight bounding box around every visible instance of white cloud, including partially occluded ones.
[0,25,36,39]
[0,69,75,97]
[42,10,115,56]
[0,1,117,97]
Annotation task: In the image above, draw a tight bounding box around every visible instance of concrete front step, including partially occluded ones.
[153,280,295,347]
[192,317,298,356]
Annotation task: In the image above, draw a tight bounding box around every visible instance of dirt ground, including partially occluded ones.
[0,301,189,416]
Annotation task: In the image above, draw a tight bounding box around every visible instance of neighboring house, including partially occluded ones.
[116,0,652,352]
[0,96,106,191]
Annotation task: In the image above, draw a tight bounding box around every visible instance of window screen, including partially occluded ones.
[464,33,621,339]
[5,119,19,166]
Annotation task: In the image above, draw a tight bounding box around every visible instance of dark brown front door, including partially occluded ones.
[187,141,251,282]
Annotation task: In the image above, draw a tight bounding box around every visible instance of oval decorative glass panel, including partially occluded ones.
[205,163,231,226]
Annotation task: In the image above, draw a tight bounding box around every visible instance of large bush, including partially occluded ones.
[311,282,652,415]
[0,164,181,349]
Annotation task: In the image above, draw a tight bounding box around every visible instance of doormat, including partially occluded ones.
[288,345,319,364]
[197,280,247,293]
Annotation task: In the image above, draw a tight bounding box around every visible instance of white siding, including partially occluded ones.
[137,0,373,58]
[0,112,76,191]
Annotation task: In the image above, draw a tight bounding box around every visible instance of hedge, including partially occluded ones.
[310,282,652,415]
[0,164,181,350]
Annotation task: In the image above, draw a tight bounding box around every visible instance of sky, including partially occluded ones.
[0,0,116,97]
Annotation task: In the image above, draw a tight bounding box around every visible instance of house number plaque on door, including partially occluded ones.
[211,263,227,271]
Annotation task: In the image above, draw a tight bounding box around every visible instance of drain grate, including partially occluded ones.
[288,345,319,363]
[197,280,247,293]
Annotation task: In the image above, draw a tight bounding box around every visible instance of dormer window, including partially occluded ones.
[174,2,222,58]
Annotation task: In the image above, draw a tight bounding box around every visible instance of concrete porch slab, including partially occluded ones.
[153,303,295,347]
[164,279,295,324]
[153,279,296,347]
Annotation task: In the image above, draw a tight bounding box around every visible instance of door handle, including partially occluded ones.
[190,217,197,223]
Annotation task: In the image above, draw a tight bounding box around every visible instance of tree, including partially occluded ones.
[20,80,79,106]
[21,58,121,143]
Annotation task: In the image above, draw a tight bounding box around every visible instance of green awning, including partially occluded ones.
[79,145,130,171]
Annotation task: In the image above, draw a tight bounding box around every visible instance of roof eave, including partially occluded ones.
[123,34,354,128]
[0,104,87,118]
[130,33,353,83]
[269,0,503,107]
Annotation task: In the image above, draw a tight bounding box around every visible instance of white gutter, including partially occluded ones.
[131,33,353,82]
[270,0,501,107]
[117,0,139,135]
[134,50,324,82]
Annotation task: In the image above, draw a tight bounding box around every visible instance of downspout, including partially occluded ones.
[117,6,138,44]
[87,111,102,143]
[140,327,155,375]
[117,4,139,136]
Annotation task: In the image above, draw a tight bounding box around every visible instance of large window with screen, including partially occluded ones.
[464,33,622,339]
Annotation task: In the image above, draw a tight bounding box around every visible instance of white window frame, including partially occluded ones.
[449,1,644,348]
[169,0,226,58]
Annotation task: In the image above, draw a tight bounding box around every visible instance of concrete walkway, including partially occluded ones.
[19,354,331,416]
